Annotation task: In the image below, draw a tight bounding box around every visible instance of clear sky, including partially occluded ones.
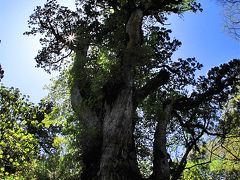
[0,0,239,103]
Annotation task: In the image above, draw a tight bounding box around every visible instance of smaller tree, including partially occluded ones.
[41,70,83,179]
[0,86,38,177]
[0,83,61,178]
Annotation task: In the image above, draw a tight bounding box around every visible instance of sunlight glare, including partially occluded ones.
[66,33,76,42]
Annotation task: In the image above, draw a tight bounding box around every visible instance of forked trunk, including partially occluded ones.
[71,86,142,180]
[70,8,146,180]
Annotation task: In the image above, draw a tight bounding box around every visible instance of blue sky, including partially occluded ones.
[0,0,239,103]
[168,0,240,71]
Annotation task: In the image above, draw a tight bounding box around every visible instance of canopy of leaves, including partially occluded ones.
[0,86,39,176]
[0,84,62,178]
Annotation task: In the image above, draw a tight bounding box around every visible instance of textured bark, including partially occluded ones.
[151,102,174,180]
[70,8,144,180]
[97,9,144,180]
[71,81,141,180]
[99,88,141,179]
[126,9,143,49]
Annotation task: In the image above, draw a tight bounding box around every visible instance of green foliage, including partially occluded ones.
[44,70,72,126]
[21,140,82,180]
[182,164,209,180]
[181,90,240,180]
[138,160,152,178]
[0,83,64,178]
[180,0,203,13]
[43,71,83,179]
[182,141,240,179]
[0,86,39,177]
[223,90,240,135]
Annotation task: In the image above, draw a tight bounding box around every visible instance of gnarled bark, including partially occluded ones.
[99,88,141,179]
[70,8,144,180]
[97,8,144,180]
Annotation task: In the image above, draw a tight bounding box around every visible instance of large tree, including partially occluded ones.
[25,0,240,179]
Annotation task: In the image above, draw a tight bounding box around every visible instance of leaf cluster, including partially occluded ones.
[0,85,62,177]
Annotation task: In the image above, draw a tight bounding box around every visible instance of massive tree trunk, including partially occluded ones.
[99,88,141,179]
[71,86,141,179]
[70,8,144,180]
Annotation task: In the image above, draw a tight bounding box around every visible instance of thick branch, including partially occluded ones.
[126,8,143,49]
[134,69,169,104]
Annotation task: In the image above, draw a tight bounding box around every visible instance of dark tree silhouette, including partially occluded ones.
[0,64,4,82]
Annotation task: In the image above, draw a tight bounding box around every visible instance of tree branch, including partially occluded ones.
[174,111,226,138]
[52,49,73,64]
[134,69,169,104]
[174,60,240,110]
[184,160,212,170]
[220,143,240,161]
[171,130,204,180]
